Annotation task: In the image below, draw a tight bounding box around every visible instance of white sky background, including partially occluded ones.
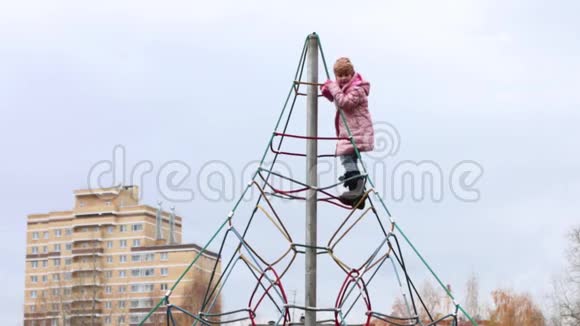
[1,0,580,324]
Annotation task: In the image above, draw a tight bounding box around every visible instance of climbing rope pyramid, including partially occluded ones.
[139,34,478,326]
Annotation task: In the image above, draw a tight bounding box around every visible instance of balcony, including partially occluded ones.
[71,298,102,303]
[72,230,104,242]
[72,248,104,256]
[69,309,104,318]
[70,308,103,315]
[73,203,117,216]
[71,264,103,273]
[71,282,103,288]
[23,311,59,319]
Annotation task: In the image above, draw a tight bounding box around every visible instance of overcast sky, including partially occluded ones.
[1,0,579,324]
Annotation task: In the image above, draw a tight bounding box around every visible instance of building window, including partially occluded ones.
[31,290,37,298]
[160,283,168,291]
[131,268,155,277]
[43,231,49,239]
[105,286,112,294]
[104,316,111,324]
[107,226,114,233]
[43,246,48,253]
[52,288,60,296]
[130,283,155,293]
[119,225,127,232]
[30,305,36,313]
[105,200,112,206]
[131,254,141,262]
[31,247,38,254]
[119,255,127,263]
[65,258,72,265]
[132,239,141,247]
[119,240,127,248]
[65,243,72,251]
[32,232,39,240]
[42,275,48,283]
[42,260,48,268]
[106,241,113,249]
[119,270,126,278]
[55,229,62,237]
[106,256,113,263]
[132,224,143,232]
[54,244,61,252]
[105,301,112,309]
[52,274,60,281]
[66,228,72,236]
[160,252,168,261]
[64,272,72,281]
[30,275,38,283]
[119,285,126,293]
[105,271,112,278]
[161,268,168,276]
[118,316,125,324]
[53,259,60,266]
[64,288,71,295]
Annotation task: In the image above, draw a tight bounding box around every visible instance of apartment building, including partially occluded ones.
[23,186,221,326]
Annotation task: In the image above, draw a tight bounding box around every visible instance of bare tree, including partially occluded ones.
[418,280,444,322]
[67,239,105,326]
[553,226,580,326]
[49,265,72,325]
[142,268,222,325]
[390,296,408,318]
[464,272,481,320]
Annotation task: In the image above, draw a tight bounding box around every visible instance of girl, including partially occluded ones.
[321,57,375,206]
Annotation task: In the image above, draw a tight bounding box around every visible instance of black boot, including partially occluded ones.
[339,171,361,190]
[338,175,366,209]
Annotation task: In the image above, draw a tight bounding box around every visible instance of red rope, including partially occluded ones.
[274,132,349,141]
[248,266,290,326]
[335,269,372,326]
[270,142,337,158]
[272,186,310,195]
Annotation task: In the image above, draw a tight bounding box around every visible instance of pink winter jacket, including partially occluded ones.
[323,73,375,156]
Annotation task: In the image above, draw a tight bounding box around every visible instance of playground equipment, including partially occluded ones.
[139,33,478,326]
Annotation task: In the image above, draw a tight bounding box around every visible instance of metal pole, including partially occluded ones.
[305,32,318,326]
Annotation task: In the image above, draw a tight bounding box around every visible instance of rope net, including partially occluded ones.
[138,34,479,326]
